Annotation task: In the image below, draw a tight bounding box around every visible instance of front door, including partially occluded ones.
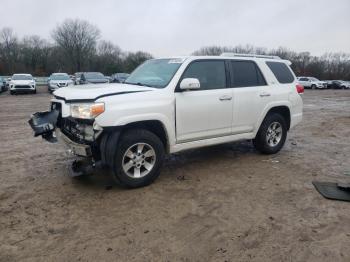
[175,60,233,143]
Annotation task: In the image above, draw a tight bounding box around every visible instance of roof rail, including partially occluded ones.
[220,53,281,59]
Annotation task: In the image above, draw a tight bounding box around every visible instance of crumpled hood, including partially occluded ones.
[53,83,154,101]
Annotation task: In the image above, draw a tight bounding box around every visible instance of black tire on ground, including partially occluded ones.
[110,129,165,188]
[311,84,316,89]
[33,89,37,94]
[10,91,14,95]
[253,113,288,154]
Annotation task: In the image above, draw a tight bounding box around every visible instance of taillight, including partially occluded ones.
[296,84,304,94]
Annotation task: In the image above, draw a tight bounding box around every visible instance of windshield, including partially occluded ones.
[125,59,183,88]
[12,75,33,80]
[310,77,319,81]
[50,74,70,80]
[85,72,105,80]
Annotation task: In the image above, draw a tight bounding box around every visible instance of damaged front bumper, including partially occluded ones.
[28,110,59,143]
[28,109,100,157]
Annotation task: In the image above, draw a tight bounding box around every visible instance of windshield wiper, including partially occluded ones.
[125,82,153,88]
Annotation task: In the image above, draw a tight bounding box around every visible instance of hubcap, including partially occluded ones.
[122,143,156,178]
[266,122,283,147]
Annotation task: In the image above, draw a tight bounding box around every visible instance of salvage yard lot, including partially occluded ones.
[0,88,350,261]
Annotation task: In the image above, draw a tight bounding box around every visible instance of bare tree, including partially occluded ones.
[52,19,100,72]
[0,27,19,74]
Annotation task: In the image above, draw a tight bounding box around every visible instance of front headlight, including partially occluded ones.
[70,103,105,119]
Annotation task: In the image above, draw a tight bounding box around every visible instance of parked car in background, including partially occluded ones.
[79,72,109,85]
[48,73,74,93]
[0,76,5,92]
[324,80,334,88]
[330,80,350,89]
[9,74,36,94]
[111,73,130,83]
[297,77,327,89]
[74,72,84,85]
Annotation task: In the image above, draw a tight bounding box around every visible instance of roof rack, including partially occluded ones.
[220,53,281,59]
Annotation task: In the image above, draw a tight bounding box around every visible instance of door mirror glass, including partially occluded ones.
[179,78,200,90]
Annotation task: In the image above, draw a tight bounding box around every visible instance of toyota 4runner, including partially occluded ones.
[29,53,303,188]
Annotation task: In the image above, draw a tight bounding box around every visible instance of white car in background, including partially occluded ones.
[9,74,36,95]
[297,77,327,89]
[48,73,74,93]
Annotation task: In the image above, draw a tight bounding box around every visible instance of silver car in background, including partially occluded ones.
[48,73,73,93]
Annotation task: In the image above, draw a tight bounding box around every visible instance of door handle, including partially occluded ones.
[260,92,271,97]
[219,95,232,101]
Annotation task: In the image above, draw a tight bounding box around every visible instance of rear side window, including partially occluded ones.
[230,61,266,87]
[182,60,226,90]
[266,61,294,84]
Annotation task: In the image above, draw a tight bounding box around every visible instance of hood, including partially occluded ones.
[53,83,155,102]
[50,79,72,84]
[11,80,34,85]
[85,78,109,84]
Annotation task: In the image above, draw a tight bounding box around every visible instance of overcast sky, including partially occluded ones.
[1,0,349,57]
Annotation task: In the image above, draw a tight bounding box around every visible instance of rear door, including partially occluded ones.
[229,60,271,133]
[175,60,233,143]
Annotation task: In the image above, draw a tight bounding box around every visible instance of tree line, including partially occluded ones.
[1,19,350,80]
[0,19,152,76]
[193,45,350,80]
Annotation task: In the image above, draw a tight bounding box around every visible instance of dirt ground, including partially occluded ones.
[0,87,350,262]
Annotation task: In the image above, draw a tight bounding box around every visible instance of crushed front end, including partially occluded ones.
[28,99,106,175]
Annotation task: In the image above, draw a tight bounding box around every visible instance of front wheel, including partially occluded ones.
[111,129,165,188]
[253,113,287,154]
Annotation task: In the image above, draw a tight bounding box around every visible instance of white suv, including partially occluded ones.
[297,76,327,89]
[10,74,36,94]
[29,54,303,188]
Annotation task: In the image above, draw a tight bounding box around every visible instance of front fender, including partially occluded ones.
[97,113,176,147]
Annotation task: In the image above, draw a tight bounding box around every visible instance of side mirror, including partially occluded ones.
[7,78,11,81]
[179,78,200,90]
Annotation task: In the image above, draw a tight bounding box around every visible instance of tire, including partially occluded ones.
[10,90,14,95]
[33,89,37,94]
[311,84,316,90]
[253,113,287,154]
[110,129,165,188]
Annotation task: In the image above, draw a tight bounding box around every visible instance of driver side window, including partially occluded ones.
[182,60,226,90]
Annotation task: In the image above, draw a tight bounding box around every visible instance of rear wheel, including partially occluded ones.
[110,129,165,188]
[253,113,287,154]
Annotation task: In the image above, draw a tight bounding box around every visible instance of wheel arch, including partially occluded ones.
[256,104,291,135]
[101,120,170,157]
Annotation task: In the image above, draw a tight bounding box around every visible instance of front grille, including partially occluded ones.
[15,85,31,89]
[58,83,67,87]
